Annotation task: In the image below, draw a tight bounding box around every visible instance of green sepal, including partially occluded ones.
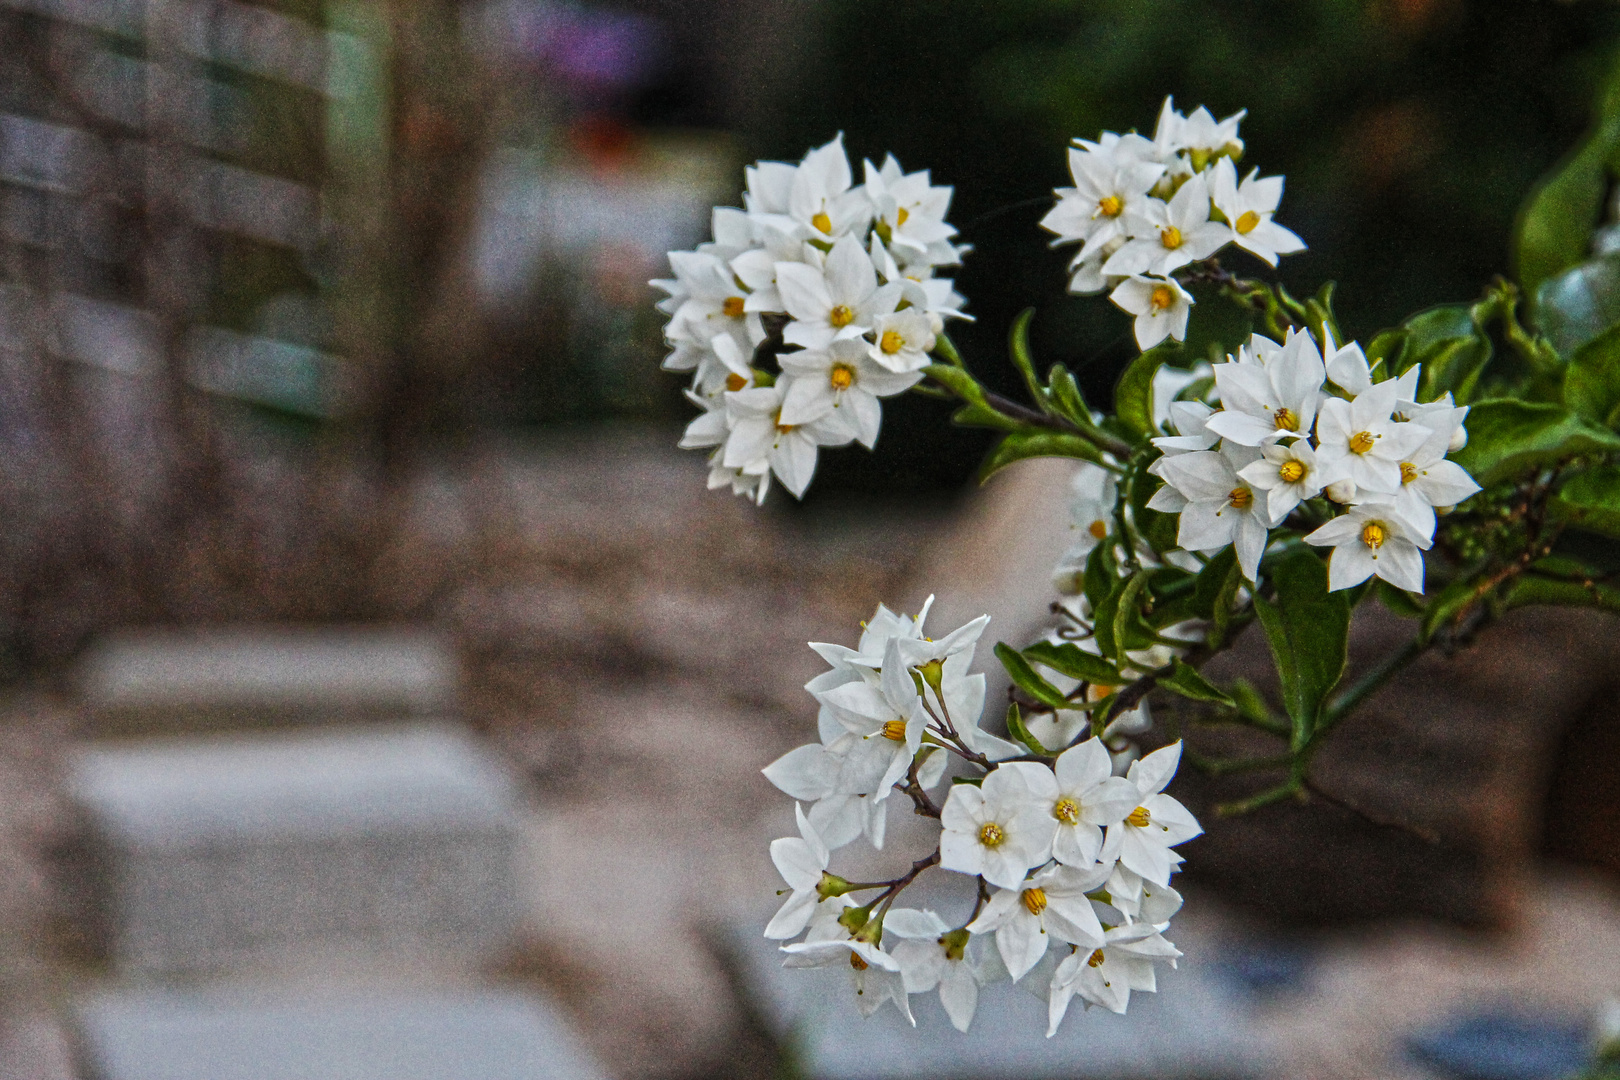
[994,642,1073,710]
[1005,702,1050,756]
[1020,640,1124,686]
[1251,550,1349,750]
[1158,660,1235,709]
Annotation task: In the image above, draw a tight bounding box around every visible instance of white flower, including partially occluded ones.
[1155,98,1245,169]
[887,909,1001,1032]
[866,307,936,373]
[816,637,932,803]
[1052,464,1119,593]
[777,134,871,241]
[765,803,832,939]
[721,383,851,499]
[863,155,958,264]
[655,250,756,355]
[777,235,897,350]
[1110,275,1193,349]
[1400,392,1470,454]
[1389,424,1482,536]
[1103,172,1228,278]
[1304,501,1432,593]
[1204,328,1326,446]
[940,762,1061,890]
[1209,157,1305,267]
[1047,924,1182,1028]
[1041,137,1165,265]
[760,741,889,850]
[1150,400,1219,459]
[967,862,1110,981]
[1105,742,1202,886]
[1237,440,1324,525]
[1151,361,1213,433]
[1047,737,1142,867]
[1147,443,1270,581]
[1100,862,1184,926]
[780,934,914,1024]
[1314,379,1431,495]
[778,337,922,448]
[891,615,1024,763]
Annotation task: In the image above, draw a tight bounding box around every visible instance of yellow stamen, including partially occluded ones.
[1159,225,1183,250]
[1150,284,1175,311]
[1053,798,1081,825]
[1228,486,1253,510]
[1235,210,1260,234]
[880,719,907,741]
[849,951,868,971]
[828,305,855,328]
[1400,462,1418,485]
[1088,948,1106,967]
[722,296,746,319]
[1021,887,1048,916]
[1126,806,1151,828]
[879,329,904,354]
[1097,194,1124,218]
[1273,407,1299,432]
[830,363,856,391]
[1361,522,1386,550]
[1349,430,1376,455]
[725,373,748,393]
[1278,459,1305,483]
[811,211,833,235]
[1088,519,1109,540]
[896,206,910,226]
[978,822,1005,848]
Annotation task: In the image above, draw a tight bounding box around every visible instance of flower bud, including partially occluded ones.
[838,904,872,934]
[1449,425,1468,453]
[938,927,971,962]
[852,910,885,946]
[1324,479,1356,504]
[816,872,854,900]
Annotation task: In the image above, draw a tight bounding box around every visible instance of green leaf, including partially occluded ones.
[1251,551,1349,749]
[1450,400,1620,486]
[979,429,1106,481]
[1536,255,1620,358]
[1108,571,1151,667]
[1513,48,1620,293]
[1004,703,1049,756]
[1129,462,1179,555]
[1113,345,1174,440]
[1007,308,1046,409]
[1366,328,1407,368]
[1550,464,1620,536]
[1396,304,1493,404]
[1021,641,1124,686]
[1376,580,1426,619]
[1503,574,1620,613]
[1158,660,1235,708]
[994,642,1072,711]
[1565,322,1620,426]
[1419,576,1480,643]
[1047,364,1090,428]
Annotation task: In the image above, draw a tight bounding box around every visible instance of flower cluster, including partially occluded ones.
[764,599,1200,1033]
[1147,328,1482,591]
[651,136,968,504]
[1042,99,1305,349]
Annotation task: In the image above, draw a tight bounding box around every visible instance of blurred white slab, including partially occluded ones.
[70,724,521,974]
[77,626,457,719]
[75,990,607,1080]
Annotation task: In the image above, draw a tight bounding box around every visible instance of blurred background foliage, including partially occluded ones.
[750,0,1620,498]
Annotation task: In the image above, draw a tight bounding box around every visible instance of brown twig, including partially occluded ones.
[1303,777,1441,846]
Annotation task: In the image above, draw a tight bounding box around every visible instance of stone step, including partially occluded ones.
[75,626,458,730]
[68,723,522,976]
[75,989,607,1080]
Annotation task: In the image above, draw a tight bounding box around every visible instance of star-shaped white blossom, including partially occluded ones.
[1303,501,1431,593]
[1147,443,1270,581]
[1104,742,1202,886]
[940,762,1061,890]
[967,861,1110,981]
